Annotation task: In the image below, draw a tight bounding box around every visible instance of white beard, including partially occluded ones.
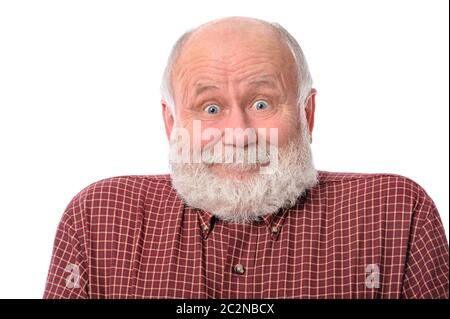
[169,122,318,224]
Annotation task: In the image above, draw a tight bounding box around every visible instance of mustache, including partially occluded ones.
[168,123,281,166]
[200,142,276,165]
[169,137,278,166]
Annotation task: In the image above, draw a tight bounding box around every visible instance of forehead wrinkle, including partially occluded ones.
[229,65,284,88]
[228,55,296,98]
[186,68,285,104]
[174,62,228,106]
[174,55,294,105]
[227,53,286,71]
[174,53,228,74]
[172,20,297,89]
[175,45,289,82]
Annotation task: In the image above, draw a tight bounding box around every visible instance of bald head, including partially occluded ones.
[180,17,288,58]
[161,17,313,118]
[173,17,293,79]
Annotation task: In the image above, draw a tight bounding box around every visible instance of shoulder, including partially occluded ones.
[315,170,436,212]
[75,174,174,200]
[62,174,181,222]
[317,170,429,195]
[68,174,173,202]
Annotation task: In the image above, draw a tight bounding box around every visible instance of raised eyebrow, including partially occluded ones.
[246,76,278,89]
[194,83,220,96]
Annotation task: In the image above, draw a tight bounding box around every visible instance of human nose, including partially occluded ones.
[222,107,257,147]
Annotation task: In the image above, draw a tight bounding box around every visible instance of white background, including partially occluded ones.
[0,0,448,298]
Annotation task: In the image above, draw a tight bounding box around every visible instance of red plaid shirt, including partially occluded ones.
[44,171,449,299]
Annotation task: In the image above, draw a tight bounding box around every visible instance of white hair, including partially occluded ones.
[169,116,318,224]
[160,20,313,116]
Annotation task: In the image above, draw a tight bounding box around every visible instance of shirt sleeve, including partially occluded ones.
[402,190,449,299]
[43,194,89,298]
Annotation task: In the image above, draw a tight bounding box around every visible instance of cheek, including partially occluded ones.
[179,120,224,150]
[262,121,292,148]
[253,114,299,148]
[197,122,223,149]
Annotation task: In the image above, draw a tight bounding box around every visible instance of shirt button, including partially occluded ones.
[271,226,279,234]
[233,264,245,275]
[202,225,209,232]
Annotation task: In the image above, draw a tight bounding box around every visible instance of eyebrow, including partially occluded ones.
[193,75,278,96]
[195,83,220,96]
[247,75,278,89]
[248,79,277,89]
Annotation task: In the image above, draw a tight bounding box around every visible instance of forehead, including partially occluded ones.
[172,24,296,88]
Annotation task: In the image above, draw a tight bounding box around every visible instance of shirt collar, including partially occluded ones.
[260,207,288,241]
[187,204,291,241]
[196,207,214,239]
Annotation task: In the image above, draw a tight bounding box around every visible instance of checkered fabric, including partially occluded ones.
[44,171,449,298]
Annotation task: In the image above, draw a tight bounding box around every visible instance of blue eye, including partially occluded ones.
[253,100,269,110]
[204,104,220,115]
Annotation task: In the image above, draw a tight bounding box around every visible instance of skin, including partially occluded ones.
[162,17,316,178]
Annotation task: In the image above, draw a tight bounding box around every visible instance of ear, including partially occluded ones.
[305,88,317,143]
[162,100,175,141]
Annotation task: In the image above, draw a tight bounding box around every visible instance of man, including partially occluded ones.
[44,17,448,298]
